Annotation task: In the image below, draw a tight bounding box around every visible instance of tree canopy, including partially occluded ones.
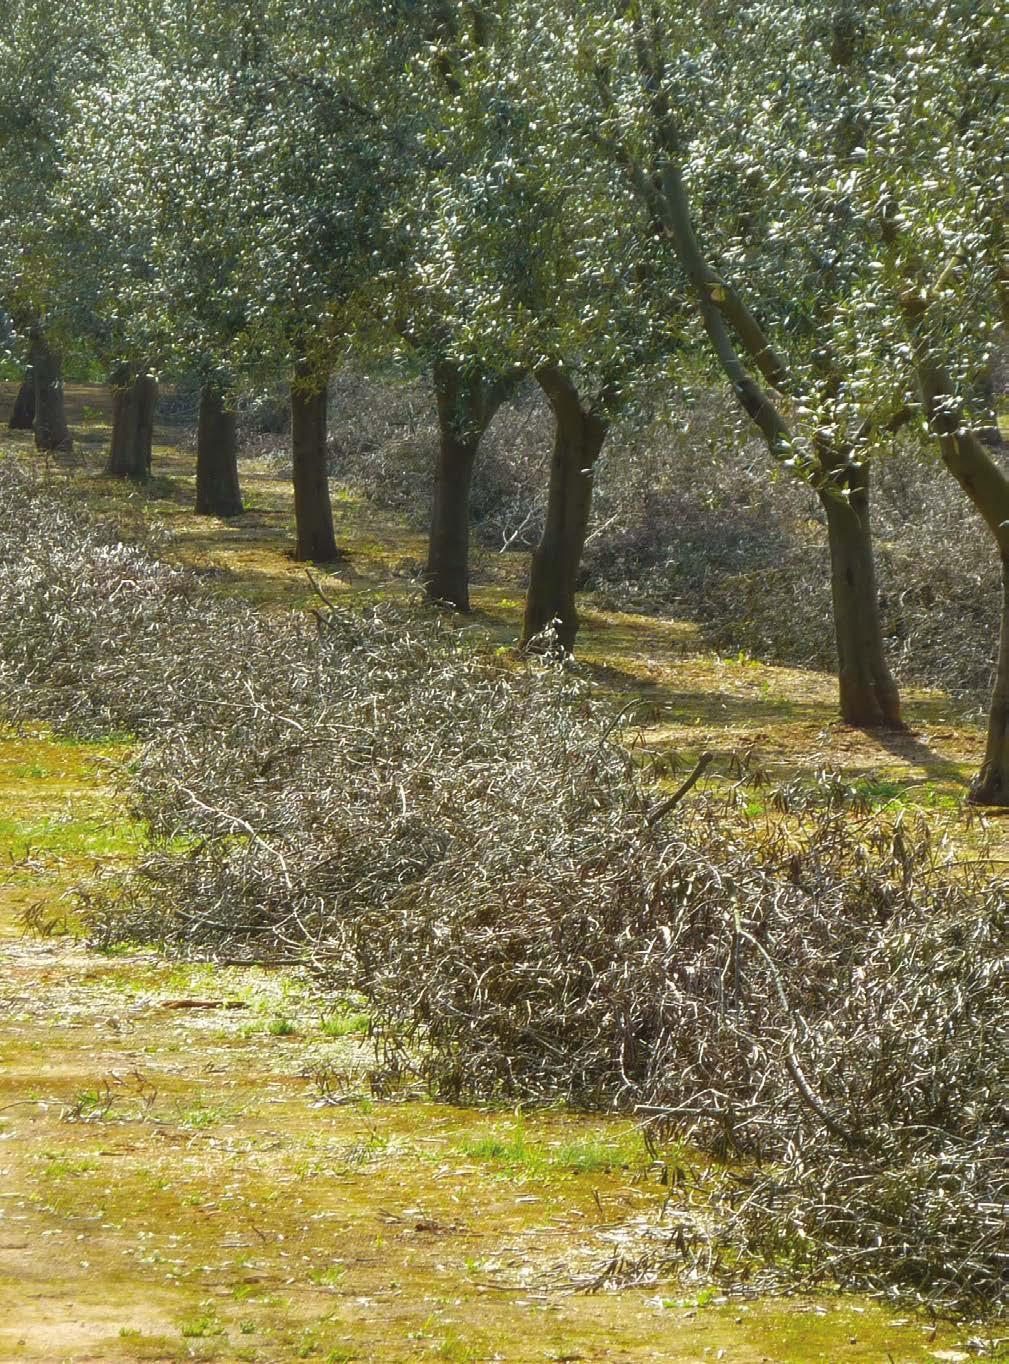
[3,0,1009,788]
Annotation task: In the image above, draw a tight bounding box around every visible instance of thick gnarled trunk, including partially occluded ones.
[30,330,71,453]
[106,365,157,481]
[291,367,339,562]
[425,361,512,610]
[196,384,243,517]
[818,456,903,728]
[7,372,35,430]
[522,366,608,652]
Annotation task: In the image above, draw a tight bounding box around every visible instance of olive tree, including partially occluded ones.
[504,0,905,723]
[384,2,681,643]
[0,0,112,452]
[829,0,1009,798]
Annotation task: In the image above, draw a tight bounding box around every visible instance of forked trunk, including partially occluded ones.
[522,366,608,652]
[290,367,339,562]
[425,361,511,610]
[8,372,35,429]
[30,331,71,453]
[973,555,1009,805]
[196,384,243,516]
[106,365,157,481]
[817,457,903,729]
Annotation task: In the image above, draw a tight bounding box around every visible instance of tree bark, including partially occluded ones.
[290,367,339,562]
[196,383,243,516]
[522,365,609,653]
[7,371,35,429]
[29,330,71,453]
[625,137,901,726]
[908,319,1009,802]
[972,554,1009,805]
[425,361,513,610]
[106,365,157,481]
[817,451,903,728]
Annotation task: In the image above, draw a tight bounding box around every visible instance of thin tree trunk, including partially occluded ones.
[522,366,609,652]
[427,427,479,609]
[425,361,513,610]
[817,452,903,728]
[106,365,157,481]
[29,330,71,453]
[973,555,1009,805]
[7,371,34,429]
[290,366,339,562]
[196,383,243,516]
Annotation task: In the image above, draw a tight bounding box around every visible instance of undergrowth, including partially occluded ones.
[322,369,1001,711]
[0,453,1006,1319]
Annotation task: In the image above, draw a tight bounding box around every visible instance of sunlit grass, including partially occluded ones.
[458,1122,646,1179]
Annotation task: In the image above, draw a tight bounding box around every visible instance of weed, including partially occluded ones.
[459,1127,642,1179]
[550,1138,637,1175]
[180,1313,224,1338]
[318,1007,370,1038]
[307,1263,345,1288]
[180,1103,227,1130]
[437,1329,478,1363]
[39,1152,98,1179]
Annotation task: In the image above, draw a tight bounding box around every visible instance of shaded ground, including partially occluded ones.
[0,385,998,1360]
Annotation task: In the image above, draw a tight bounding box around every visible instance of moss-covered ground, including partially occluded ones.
[0,385,998,1360]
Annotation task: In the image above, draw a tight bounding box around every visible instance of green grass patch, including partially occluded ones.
[38,1150,99,1179]
[307,1262,345,1288]
[318,1006,370,1038]
[852,776,961,811]
[0,812,143,862]
[458,1122,644,1178]
[179,1312,225,1339]
[179,1102,229,1130]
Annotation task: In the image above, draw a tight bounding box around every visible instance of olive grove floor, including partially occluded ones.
[0,386,999,1361]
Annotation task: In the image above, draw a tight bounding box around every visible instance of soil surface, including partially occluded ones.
[0,386,993,1361]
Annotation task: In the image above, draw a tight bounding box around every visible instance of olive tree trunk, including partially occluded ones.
[625,133,901,727]
[196,384,243,516]
[7,372,34,429]
[976,555,1009,805]
[426,361,514,610]
[817,452,903,728]
[29,330,71,453]
[290,367,339,562]
[106,365,157,480]
[522,365,608,652]
[909,321,1009,803]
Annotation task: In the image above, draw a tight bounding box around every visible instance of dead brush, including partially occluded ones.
[0,456,316,738]
[0,456,1007,1316]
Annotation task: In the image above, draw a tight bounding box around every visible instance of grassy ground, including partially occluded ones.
[8,382,990,808]
[0,385,998,1360]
